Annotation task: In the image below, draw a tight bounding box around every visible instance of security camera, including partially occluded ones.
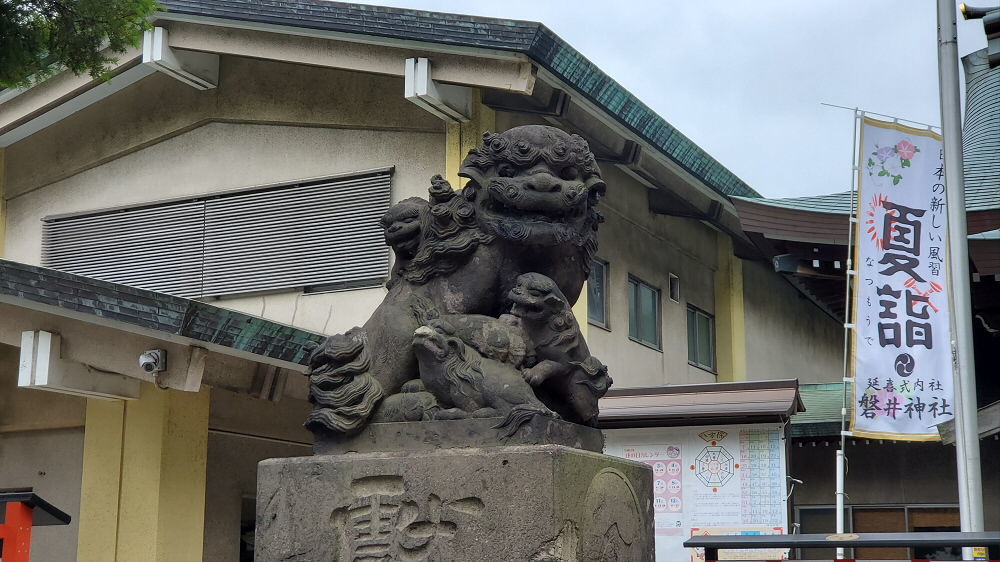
[139,350,167,373]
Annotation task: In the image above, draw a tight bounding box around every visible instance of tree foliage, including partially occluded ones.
[0,0,159,88]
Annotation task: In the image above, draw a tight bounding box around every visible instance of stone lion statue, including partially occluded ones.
[306,125,608,436]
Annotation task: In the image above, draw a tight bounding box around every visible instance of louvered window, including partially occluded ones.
[42,168,392,298]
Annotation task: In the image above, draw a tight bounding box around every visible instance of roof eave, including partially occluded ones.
[597,378,803,429]
[0,259,324,373]
[151,2,762,202]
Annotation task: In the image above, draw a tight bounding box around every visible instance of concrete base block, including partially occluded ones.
[256,445,653,561]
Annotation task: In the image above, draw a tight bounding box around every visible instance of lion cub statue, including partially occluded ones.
[410,321,558,436]
[506,273,612,426]
[397,272,611,433]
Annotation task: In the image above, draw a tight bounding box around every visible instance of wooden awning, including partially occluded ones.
[732,196,1000,318]
[598,379,804,428]
[937,400,1000,444]
[733,196,1000,244]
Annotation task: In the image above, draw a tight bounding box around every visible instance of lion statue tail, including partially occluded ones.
[492,404,558,438]
[571,356,613,396]
[305,328,383,435]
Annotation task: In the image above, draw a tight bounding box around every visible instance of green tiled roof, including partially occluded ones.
[157,0,762,199]
[790,382,845,438]
[792,383,846,425]
[734,191,854,214]
[963,50,1000,209]
[0,259,325,365]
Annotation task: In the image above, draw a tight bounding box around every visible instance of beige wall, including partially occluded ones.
[213,282,388,337]
[3,56,444,198]
[0,428,85,562]
[3,56,446,335]
[4,121,441,334]
[0,344,85,561]
[201,391,313,559]
[203,432,310,560]
[0,343,85,561]
[586,165,720,388]
[742,260,842,383]
[0,344,87,432]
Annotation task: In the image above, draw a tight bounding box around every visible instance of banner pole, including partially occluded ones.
[936,2,985,557]
[820,102,939,130]
[835,107,861,561]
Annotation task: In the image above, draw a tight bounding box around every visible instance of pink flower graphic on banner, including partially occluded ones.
[866,138,919,187]
[896,140,916,160]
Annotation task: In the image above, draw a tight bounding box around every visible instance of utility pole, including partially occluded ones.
[935,3,985,560]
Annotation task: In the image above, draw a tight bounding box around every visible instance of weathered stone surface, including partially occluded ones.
[256,445,653,561]
[306,126,611,438]
[313,417,605,455]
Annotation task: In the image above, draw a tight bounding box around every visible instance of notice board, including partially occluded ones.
[604,423,789,561]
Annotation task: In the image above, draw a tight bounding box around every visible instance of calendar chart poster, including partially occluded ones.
[605,424,789,562]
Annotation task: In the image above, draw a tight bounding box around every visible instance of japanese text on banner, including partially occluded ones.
[851,117,953,441]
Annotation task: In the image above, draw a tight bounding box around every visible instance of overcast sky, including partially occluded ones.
[367,0,992,199]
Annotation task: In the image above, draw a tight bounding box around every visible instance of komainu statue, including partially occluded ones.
[306,125,611,437]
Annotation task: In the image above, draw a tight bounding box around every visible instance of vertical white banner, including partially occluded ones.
[851,117,952,441]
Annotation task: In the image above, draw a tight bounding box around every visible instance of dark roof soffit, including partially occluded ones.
[0,259,325,367]
[155,0,761,200]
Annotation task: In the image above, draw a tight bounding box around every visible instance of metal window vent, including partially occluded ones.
[42,169,392,298]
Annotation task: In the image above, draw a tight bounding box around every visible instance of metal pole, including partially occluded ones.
[835,450,846,558]
[936,3,985,558]
[834,108,861,560]
[820,102,940,129]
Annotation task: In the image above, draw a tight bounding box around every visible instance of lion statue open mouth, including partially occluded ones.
[460,126,606,245]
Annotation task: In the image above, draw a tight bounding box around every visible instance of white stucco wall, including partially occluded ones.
[3,57,446,335]
[742,260,842,383]
[0,428,85,562]
[202,431,309,561]
[5,120,442,334]
[0,344,86,561]
[586,165,720,388]
[3,56,445,198]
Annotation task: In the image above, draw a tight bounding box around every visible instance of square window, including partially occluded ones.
[687,305,715,371]
[588,260,609,328]
[852,507,908,560]
[627,276,660,349]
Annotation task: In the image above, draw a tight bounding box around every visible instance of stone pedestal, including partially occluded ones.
[256,444,653,561]
[313,416,605,455]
